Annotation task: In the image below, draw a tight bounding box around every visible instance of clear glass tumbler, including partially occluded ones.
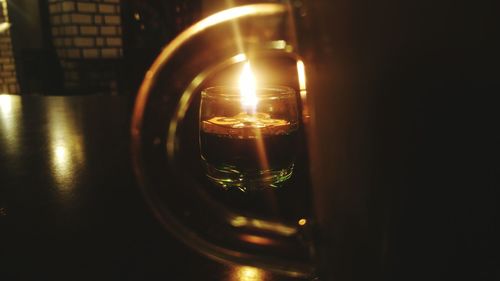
[199,86,299,191]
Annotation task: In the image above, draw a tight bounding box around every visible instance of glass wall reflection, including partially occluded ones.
[228,266,271,281]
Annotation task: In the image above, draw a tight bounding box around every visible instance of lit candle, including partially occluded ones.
[239,62,258,113]
[199,61,299,191]
[203,62,290,138]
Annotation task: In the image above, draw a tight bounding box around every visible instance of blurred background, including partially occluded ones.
[0,0,274,97]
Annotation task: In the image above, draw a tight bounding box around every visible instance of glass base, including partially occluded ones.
[204,162,294,192]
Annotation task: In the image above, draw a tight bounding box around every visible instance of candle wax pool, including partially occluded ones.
[201,112,294,139]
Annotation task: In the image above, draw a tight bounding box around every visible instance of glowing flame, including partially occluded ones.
[239,61,258,112]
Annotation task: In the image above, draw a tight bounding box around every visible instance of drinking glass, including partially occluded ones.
[199,86,298,191]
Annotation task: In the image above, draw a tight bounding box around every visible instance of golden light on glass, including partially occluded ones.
[298,218,307,226]
[229,266,267,281]
[296,59,309,121]
[272,40,286,49]
[229,215,297,236]
[296,60,306,91]
[240,234,274,246]
[296,59,307,103]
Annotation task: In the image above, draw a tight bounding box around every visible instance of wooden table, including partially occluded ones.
[0,95,302,280]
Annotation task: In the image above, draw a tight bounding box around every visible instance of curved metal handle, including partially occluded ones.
[131,4,315,278]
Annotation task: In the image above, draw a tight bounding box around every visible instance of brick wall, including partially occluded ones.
[48,0,123,94]
[0,0,19,94]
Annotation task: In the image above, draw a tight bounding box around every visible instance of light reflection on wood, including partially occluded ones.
[0,94,21,155]
[46,98,85,194]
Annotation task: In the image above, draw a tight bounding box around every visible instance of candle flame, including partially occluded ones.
[239,61,258,112]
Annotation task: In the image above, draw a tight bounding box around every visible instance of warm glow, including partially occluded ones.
[296,59,310,121]
[296,60,306,91]
[240,234,274,246]
[47,98,85,193]
[230,266,266,281]
[0,22,10,33]
[229,215,297,236]
[0,94,21,154]
[269,40,287,49]
[239,61,258,112]
[296,59,307,103]
[298,218,307,226]
[54,145,67,162]
[0,94,12,114]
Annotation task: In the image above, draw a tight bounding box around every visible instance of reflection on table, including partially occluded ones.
[0,94,304,281]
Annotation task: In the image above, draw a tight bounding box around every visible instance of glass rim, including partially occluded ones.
[201,85,295,100]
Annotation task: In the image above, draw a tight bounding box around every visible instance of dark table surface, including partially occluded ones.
[0,94,302,281]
